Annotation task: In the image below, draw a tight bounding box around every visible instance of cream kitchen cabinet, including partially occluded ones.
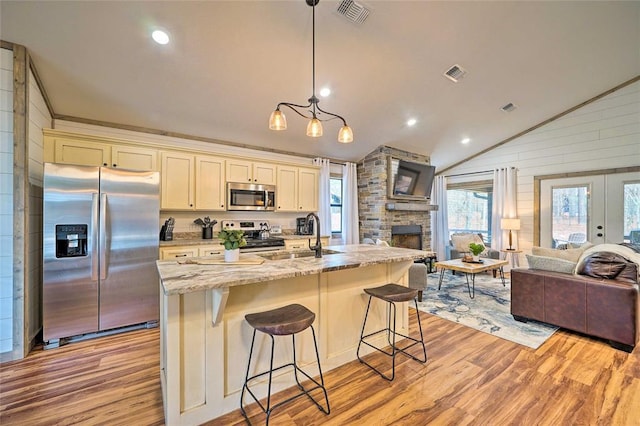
[195,155,226,211]
[160,247,199,260]
[283,237,330,250]
[276,166,319,212]
[198,245,223,256]
[161,151,195,210]
[226,159,276,185]
[51,138,111,167]
[110,145,158,171]
[47,134,158,171]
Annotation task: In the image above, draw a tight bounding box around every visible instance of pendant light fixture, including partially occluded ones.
[268,0,354,144]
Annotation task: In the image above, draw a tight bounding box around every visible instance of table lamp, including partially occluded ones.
[501,218,521,251]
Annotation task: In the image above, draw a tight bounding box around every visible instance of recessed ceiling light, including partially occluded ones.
[320,87,331,97]
[152,30,170,45]
[461,138,470,144]
[407,118,417,127]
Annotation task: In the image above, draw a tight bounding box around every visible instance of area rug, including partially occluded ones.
[415,272,558,349]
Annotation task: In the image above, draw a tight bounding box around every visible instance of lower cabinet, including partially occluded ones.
[160,247,199,260]
[160,245,223,260]
[284,237,330,250]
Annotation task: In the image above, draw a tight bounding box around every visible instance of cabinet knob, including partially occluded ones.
[103,163,108,166]
[597,233,603,237]
[190,204,193,207]
[176,254,187,257]
[113,164,117,167]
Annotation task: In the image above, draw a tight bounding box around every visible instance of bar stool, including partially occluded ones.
[240,303,330,425]
[357,283,427,381]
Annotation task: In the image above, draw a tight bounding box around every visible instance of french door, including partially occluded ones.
[540,172,639,247]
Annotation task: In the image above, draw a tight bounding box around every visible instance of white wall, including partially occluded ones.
[27,68,50,342]
[0,48,14,354]
[444,80,640,256]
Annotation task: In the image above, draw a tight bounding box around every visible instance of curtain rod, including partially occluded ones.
[441,169,493,178]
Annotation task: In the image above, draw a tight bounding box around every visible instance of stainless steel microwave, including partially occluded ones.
[227,182,276,211]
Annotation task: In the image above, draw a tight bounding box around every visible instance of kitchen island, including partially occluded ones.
[156,244,426,425]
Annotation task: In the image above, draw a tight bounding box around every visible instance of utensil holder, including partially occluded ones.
[203,227,213,239]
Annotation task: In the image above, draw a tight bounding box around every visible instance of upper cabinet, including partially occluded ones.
[44,130,319,213]
[226,159,276,185]
[276,165,318,212]
[45,131,158,171]
[160,151,195,210]
[195,155,226,211]
[111,145,158,171]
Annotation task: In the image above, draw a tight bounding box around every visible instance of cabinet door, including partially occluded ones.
[160,247,198,260]
[54,138,110,167]
[195,155,226,210]
[198,246,223,257]
[226,159,253,183]
[253,162,276,185]
[161,151,195,210]
[111,146,158,171]
[298,167,319,212]
[276,166,298,211]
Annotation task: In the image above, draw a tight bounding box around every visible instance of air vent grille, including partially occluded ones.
[501,102,517,112]
[443,64,467,83]
[336,0,370,24]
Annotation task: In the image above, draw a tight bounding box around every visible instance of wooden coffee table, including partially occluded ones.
[434,258,509,299]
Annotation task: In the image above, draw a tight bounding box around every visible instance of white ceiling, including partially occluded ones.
[1,1,639,170]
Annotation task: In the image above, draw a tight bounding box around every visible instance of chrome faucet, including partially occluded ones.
[306,212,322,258]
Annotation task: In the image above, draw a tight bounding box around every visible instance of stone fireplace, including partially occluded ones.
[357,146,436,250]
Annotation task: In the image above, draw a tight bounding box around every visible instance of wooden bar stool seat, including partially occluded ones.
[240,303,330,425]
[357,283,428,381]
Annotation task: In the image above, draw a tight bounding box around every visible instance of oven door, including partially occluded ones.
[227,182,276,211]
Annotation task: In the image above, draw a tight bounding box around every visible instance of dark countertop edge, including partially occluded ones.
[159,235,332,247]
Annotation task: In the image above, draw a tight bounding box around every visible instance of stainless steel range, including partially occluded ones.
[221,220,285,252]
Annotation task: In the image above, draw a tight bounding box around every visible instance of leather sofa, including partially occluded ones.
[511,251,639,352]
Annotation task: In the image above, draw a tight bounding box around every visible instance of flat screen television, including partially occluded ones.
[387,156,436,201]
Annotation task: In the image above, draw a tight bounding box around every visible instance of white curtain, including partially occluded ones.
[342,162,360,244]
[430,175,449,258]
[313,158,332,241]
[491,167,518,250]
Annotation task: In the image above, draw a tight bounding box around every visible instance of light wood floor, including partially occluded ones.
[1,310,639,425]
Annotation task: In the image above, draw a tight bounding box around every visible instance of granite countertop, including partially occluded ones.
[159,234,331,247]
[156,244,427,295]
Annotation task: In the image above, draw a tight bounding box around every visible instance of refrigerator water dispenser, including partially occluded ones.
[55,224,88,258]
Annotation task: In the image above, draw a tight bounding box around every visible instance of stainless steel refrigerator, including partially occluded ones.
[43,163,160,346]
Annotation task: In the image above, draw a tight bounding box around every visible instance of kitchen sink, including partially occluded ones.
[257,249,342,261]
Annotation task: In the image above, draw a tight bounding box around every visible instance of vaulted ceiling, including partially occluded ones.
[2,1,638,169]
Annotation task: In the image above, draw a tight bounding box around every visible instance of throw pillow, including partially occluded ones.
[526,254,577,274]
[451,234,484,253]
[531,246,588,263]
[577,252,632,280]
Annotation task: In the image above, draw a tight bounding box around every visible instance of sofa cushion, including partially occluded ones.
[526,254,577,274]
[531,245,590,263]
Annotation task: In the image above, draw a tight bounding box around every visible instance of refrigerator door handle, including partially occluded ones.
[100,193,108,280]
[91,193,99,281]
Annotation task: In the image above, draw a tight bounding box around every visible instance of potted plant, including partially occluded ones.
[218,229,247,262]
[468,242,485,262]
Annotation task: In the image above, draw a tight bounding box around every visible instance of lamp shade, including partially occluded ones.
[338,125,354,143]
[306,118,323,137]
[501,218,521,230]
[269,110,287,130]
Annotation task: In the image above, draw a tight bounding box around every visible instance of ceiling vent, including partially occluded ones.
[336,0,371,25]
[443,64,467,83]
[501,102,517,112]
